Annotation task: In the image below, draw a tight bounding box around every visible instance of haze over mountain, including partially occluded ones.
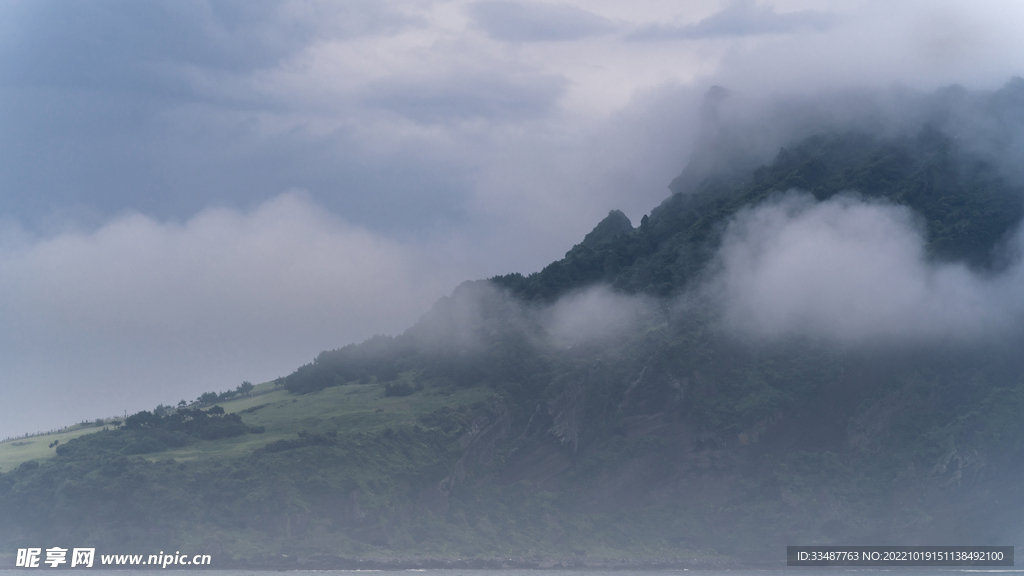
[4,0,1024,561]
[3,0,1024,440]
[4,80,1024,563]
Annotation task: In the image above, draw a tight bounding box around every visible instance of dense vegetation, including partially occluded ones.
[0,403,476,559]
[52,406,261,458]
[4,80,1024,564]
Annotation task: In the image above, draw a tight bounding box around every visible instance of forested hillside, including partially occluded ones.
[4,80,1024,566]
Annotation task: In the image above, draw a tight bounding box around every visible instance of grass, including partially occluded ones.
[0,425,109,473]
[0,377,494,471]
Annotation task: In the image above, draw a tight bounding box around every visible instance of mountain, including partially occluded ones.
[4,80,1024,567]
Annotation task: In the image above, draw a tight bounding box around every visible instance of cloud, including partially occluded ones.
[403,280,659,365]
[629,0,835,41]
[4,0,1024,439]
[0,192,470,438]
[0,0,417,89]
[708,192,1024,345]
[544,285,657,346]
[467,0,619,43]
[366,70,568,122]
[705,1,1024,94]
[4,0,1023,236]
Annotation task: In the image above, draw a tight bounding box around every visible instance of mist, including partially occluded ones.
[0,192,470,437]
[416,73,1024,351]
[2,0,1024,461]
[6,0,1024,564]
[544,285,659,347]
[655,79,1023,349]
[708,191,1024,345]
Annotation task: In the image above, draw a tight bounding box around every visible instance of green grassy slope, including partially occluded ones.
[1,380,492,472]
[0,378,509,561]
[150,380,491,465]
[0,426,110,474]
[150,377,491,461]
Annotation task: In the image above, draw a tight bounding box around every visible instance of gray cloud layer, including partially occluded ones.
[367,70,568,122]
[629,0,834,41]
[467,0,619,42]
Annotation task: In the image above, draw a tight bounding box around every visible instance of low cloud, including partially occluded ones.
[0,192,469,437]
[405,282,658,360]
[708,192,1024,345]
[544,285,657,346]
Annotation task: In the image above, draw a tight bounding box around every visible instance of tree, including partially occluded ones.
[123,410,159,430]
[237,381,255,394]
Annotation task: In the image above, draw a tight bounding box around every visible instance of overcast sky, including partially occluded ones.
[2,0,1023,438]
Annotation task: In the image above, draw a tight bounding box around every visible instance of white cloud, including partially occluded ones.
[707,0,1024,94]
[0,192,471,437]
[709,192,1024,344]
[545,285,657,346]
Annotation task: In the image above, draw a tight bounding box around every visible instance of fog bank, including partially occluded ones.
[709,192,1024,345]
[0,193,469,437]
